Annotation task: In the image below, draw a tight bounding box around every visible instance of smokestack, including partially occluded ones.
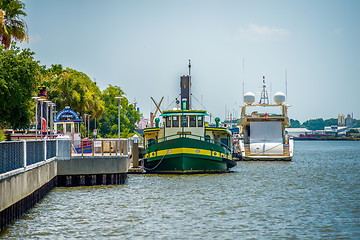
[180,75,191,110]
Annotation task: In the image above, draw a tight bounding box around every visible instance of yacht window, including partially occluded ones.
[172,116,179,127]
[189,116,196,127]
[181,115,188,127]
[198,116,204,127]
[75,123,79,133]
[166,116,171,127]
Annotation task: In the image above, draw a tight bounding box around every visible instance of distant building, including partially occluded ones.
[338,114,345,126]
[286,128,312,137]
[324,126,347,135]
[345,114,352,126]
[136,117,149,130]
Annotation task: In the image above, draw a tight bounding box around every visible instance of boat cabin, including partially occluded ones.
[143,110,233,153]
[239,104,290,145]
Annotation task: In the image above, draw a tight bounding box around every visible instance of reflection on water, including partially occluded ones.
[1,141,360,239]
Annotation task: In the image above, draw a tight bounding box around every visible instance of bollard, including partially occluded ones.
[132,141,139,168]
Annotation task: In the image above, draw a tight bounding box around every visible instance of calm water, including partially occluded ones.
[1,141,360,239]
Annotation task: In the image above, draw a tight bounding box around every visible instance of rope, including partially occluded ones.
[262,142,283,153]
[143,152,167,171]
[165,94,181,110]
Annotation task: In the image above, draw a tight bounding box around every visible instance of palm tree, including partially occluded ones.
[0,0,28,49]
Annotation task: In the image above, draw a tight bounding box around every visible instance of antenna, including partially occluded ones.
[270,82,272,104]
[188,59,191,77]
[285,68,288,103]
[259,76,269,105]
[242,82,245,105]
[225,104,227,120]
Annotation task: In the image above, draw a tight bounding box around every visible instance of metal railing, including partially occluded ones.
[0,140,58,175]
[0,141,24,174]
[70,139,131,156]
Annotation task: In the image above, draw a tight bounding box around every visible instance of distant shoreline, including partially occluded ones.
[294,137,360,141]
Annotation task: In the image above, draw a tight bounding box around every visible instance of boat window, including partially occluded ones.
[181,115,188,127]
[198,116,204,127]
[74,123,79,133]
[166,116,171,128]
[189,116,196,127]
[66,123,71,133]
[147,139,156,146]
[172,116,179,127]
[220,138,228,147]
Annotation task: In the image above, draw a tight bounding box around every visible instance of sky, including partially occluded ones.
[19,0,360,122]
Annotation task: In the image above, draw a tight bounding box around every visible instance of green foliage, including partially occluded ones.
[348,129,359,134]
[0,0,28,49]
[324,118,337,126]
[0,44,40,129]
[352,119,360,128]
[0,128,5,142]
[299,118,359,130]
[301,118,325,131]
[289,119,301,128]
[42,65,105,120]
[98,85,140,138]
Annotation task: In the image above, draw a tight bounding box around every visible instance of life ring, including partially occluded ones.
[42,118,47,132]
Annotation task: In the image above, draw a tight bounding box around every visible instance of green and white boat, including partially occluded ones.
[143,62,236,173]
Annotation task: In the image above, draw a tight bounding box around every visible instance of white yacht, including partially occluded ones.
[236,77,293,161]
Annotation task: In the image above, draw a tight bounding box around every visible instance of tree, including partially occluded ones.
[0,0,28,49]
[324,118,337,126]
[99,85,140,138]
[0,45,41,129]
[42,65,105,120]
[289,119,301,128]
[301,118,325,131]
[348,129,359,134]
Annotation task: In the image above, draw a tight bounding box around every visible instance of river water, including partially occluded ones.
[1,141,360,239]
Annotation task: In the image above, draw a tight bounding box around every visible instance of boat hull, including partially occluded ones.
[144,137,236,173]
[238,139,294,161]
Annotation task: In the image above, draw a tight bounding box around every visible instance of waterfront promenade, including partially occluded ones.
[0,139,132,231]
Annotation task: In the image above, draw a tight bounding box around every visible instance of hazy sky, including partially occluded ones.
[20,0,360,122]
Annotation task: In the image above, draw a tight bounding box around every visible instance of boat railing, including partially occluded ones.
[146,133,232,156]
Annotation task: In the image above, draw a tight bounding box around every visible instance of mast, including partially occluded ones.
[285,68,288,103]
[259,76,269,105]
[188,59,191,77]
[180,60,191,110]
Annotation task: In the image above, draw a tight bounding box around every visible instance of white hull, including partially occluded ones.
[238,138,294,161]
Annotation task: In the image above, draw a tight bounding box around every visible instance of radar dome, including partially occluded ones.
[244,92,255,105]
[274,92,286,104]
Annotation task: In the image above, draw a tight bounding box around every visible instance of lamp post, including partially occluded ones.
[49,103,54,139]
[32,97,40,140]
[84,114,88,139]
[115,97,123,139]
[45,101,51,139]
[39,98,45,140]
[87,114,91,139]
[115,97,123,154]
